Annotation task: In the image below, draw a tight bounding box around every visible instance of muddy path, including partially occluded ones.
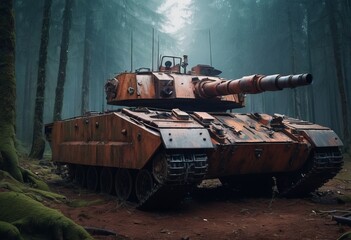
[49,184,349,240]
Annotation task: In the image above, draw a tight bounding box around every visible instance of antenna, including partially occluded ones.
[101,87,104,112]
[152,28,155,71]
[130,31,133,72]
[209,29,213,66]
[157,34,160,70]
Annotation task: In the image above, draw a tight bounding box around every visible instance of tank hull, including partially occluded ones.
[46,112,162,169]
[46,108,343,208]
[205,113,342,177]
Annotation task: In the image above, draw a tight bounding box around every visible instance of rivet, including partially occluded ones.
[121,129,127,135]
[127,87,135,95]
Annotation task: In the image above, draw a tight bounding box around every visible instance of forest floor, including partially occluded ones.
[21,152,351,240]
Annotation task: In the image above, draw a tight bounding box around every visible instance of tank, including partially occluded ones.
[45,55,344,209]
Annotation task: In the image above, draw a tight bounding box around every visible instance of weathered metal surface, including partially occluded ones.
[202,112,310,177]
[105,71,311,112]
[106,72,244,111]
[171,108,189,120]
[159,129,213,149]
[301,129,343,147]
[211,114,295,143]
[47,107,342,177]
[152,72,175,98]
[122,108,202,129]
[206,142,309,177]
[45,55,343,208]
[194,74,313,98]
[136,74,155,98]
[193,112,215,124]
[49,112,162,169]
[115,73,138,100]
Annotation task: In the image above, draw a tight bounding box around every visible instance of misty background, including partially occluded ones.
[14,0,350,150]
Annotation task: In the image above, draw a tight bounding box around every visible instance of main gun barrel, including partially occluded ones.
[195,73,313,98]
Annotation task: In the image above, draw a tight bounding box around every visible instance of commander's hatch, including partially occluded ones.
[159,55,188,74]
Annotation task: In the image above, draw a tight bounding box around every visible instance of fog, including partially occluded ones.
[14,0,350,147]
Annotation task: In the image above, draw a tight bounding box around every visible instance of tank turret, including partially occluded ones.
[104,55,313,111]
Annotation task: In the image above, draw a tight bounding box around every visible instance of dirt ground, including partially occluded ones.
[29,153,351,240]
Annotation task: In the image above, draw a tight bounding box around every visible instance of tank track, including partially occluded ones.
[164,153,208,183]
[278,147,343,197]
[137,153,208,209]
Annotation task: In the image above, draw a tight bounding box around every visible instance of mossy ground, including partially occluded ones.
[0,220,22,240]
[0,155,93,239]
[68,198,106,208]
[0,170,65,203]
[0,191,92,240]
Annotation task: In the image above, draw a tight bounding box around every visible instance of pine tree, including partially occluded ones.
[0,0,23,180]
[29,0,52,159]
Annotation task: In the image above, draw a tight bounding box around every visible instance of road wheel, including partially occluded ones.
[86,166,99,191]
[135,169,153,202]
[115,169,132,201]
[100,167,114,194]
[75,165,86,187]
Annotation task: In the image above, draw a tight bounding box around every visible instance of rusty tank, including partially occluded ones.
[45,55,344,209]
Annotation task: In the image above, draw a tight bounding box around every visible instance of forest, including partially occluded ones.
[0,0,351,239]
[11,0,350,156]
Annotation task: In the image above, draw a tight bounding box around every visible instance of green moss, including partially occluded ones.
[68,198,105,208]
[0,0,20,183]
[21,167,50,191]
[0,181,23,193]
[0,170,24,193]
[0,141,23,182]
[0,221,22,240]
[338,231,351,240]
[0,192,93,240]
[337,195,351,203]
[28,188,66,203]
[0,170,65,202]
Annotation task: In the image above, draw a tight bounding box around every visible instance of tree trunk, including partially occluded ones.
[81,12,93,115]
[340,0,351,126]
[305,2,316,122]
[29,0,52,159]
[0,0,23,181]
[287,2,301,119]
[326,0,350,147]
[53,0,73,121]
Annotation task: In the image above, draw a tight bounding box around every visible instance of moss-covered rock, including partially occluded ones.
[0,192,93,240]
[0,221,22,240]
